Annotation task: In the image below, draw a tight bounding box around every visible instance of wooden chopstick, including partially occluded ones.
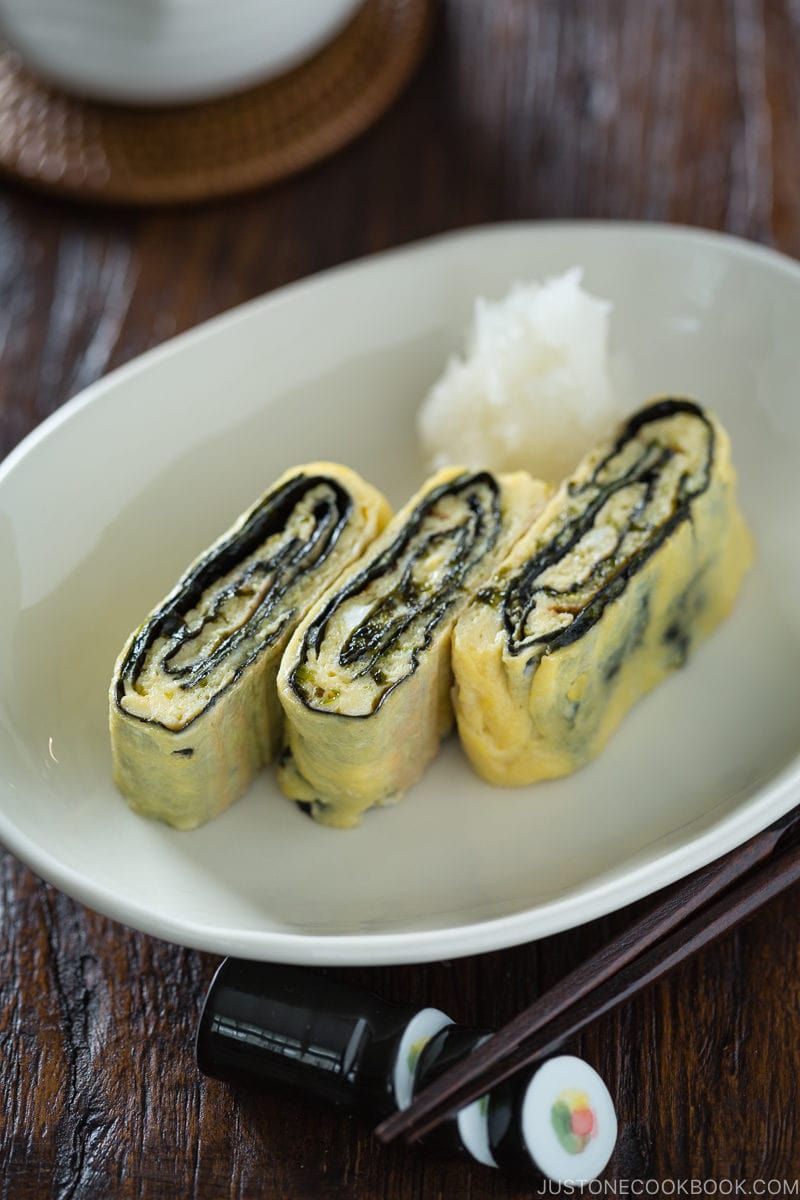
[375,803,800,1146]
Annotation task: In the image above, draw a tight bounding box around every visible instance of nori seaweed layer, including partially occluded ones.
[115,473,353,727]
[499,399,716,656]
[291,471,502,714]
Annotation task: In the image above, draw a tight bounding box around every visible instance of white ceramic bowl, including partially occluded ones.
[0,0,363,105]
[1,223,799,964]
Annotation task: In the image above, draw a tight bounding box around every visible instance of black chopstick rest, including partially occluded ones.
[195,958,618,1183]
[195,957,451,1114]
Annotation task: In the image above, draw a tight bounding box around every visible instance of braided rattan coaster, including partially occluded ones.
[0,0,434,205]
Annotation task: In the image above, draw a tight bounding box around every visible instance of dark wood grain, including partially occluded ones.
[2,1,800,1194]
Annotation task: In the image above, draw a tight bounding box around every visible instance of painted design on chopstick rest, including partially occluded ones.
[407,1033,435,1076]
[550,1088,597,1156]
[393,1008,453,1112]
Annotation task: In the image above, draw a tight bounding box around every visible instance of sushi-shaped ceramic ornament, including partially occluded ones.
[414,1023,617,1182]
[277,466,550,826]
[195,958,618,1184]
[453,399,753,786]
[484,1052,618,1183]
[110,463,391,830]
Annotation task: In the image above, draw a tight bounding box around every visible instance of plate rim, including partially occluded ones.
[2,218,799,964]
[2,758,799,965]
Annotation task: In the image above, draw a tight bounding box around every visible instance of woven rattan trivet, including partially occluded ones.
[0,0,434,205]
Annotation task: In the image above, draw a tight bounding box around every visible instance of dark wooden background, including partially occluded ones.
[2,0,799,1193]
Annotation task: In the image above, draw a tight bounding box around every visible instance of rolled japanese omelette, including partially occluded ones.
[277,467,551,827]
[110,464,391,830]
[452,398,753,786]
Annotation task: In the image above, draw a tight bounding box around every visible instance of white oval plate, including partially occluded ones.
[1,223,799,965]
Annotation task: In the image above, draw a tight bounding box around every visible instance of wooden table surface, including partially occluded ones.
[2,1,799,1194]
